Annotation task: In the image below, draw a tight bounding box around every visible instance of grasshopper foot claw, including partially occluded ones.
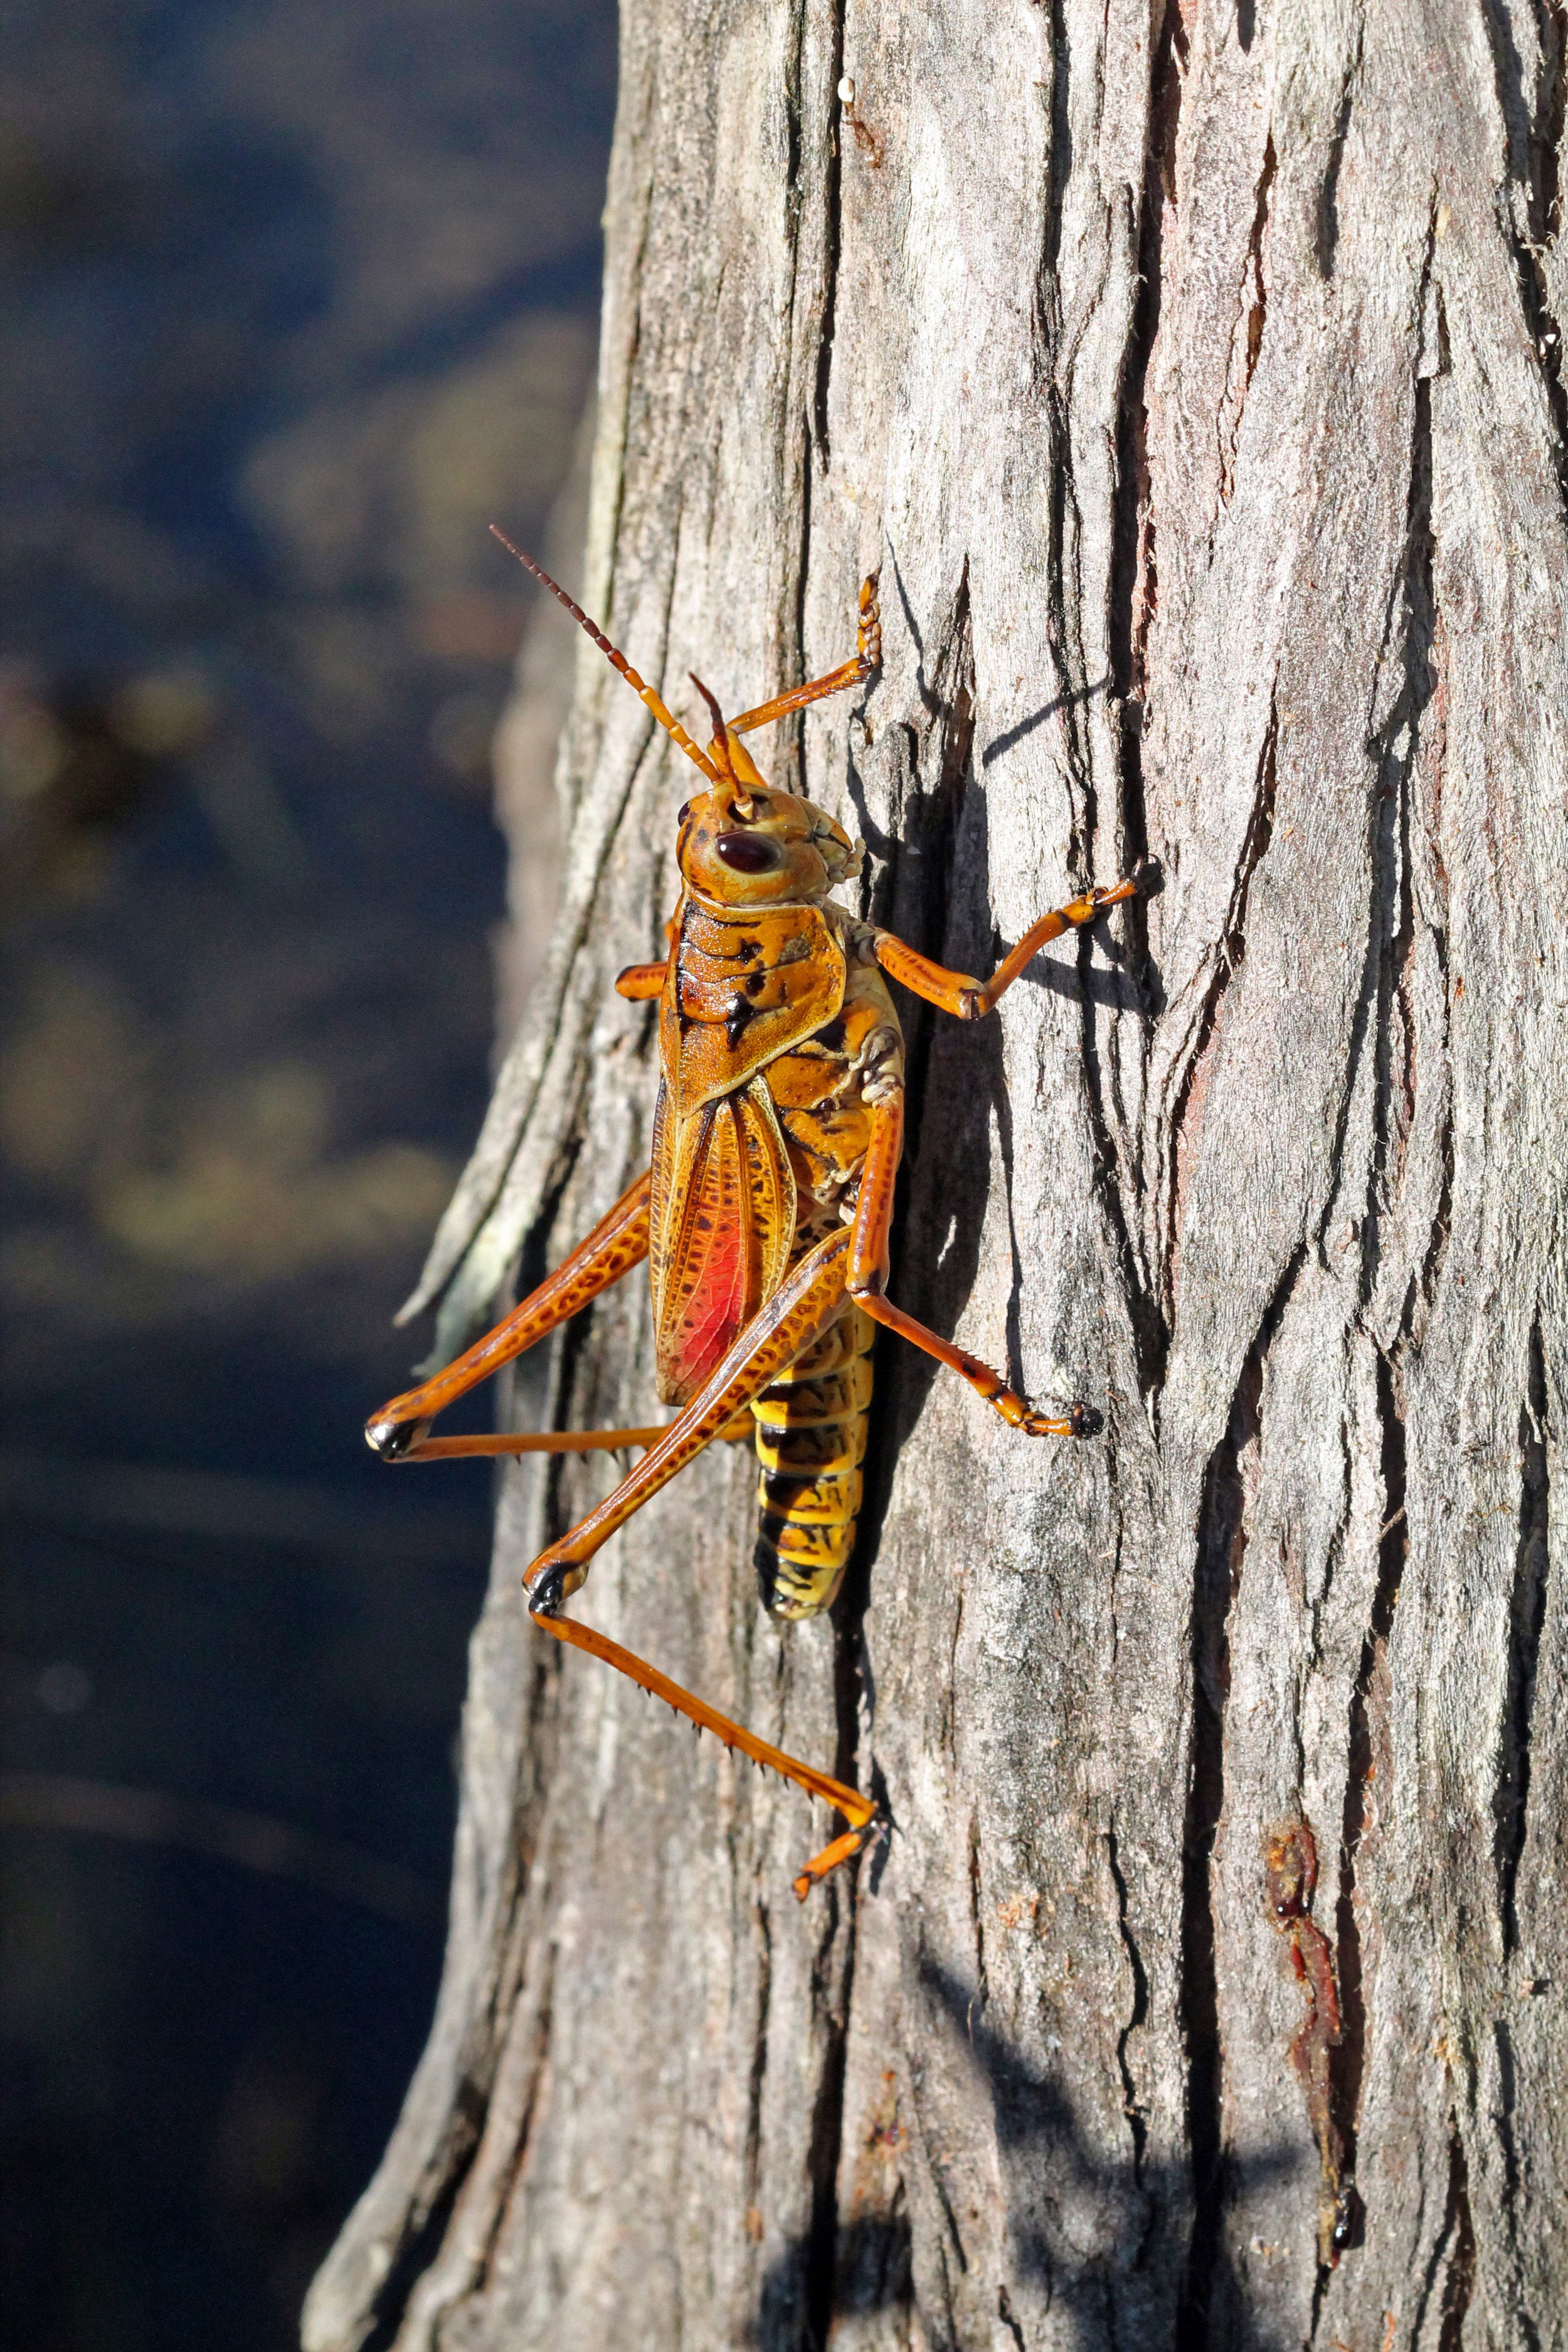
[366,1413,429,1461]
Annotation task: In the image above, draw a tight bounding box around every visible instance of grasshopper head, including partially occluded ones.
[675,669,862,906]
[677,782,861,906]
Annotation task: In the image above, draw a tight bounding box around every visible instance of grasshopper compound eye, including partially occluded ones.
[716,830,782,873]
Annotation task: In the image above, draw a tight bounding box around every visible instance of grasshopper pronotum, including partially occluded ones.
[367,535,1144,1897]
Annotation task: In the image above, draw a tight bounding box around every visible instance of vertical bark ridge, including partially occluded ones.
[452,1946,558,2311]
[1407,400,1456,1350]
[1162,695,1278,1326]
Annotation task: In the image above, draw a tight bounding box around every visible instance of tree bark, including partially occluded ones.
[305,3,1568,2346]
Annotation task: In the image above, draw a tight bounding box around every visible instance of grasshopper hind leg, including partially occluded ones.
[527,1603,885,1900]
[519,1226,884,1898]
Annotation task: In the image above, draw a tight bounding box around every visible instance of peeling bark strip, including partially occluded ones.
[308,4,1568,2348]
[1261,1818,1350,2274]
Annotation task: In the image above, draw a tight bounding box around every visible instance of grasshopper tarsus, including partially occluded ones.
[365,1412,428,1461]
[525,1562,573,1617]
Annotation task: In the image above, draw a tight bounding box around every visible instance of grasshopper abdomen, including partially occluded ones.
[751,1300,876,1619]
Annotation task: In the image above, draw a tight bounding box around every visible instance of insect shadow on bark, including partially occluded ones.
[847,554,1133,1543]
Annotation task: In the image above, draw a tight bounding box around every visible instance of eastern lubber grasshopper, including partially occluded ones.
[367,534,1144,1898]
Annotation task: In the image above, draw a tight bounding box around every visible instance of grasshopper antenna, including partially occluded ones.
[489,524,721,786]
[687,672,754,819]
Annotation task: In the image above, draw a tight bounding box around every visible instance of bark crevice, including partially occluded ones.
[1095,0,1179,1410]
[1106,1820,1150,2191]
[1042,0,1071,292]
[744,1895,773,2228]
[1314,26,1363,280]
[1495,1317,1550,1956]
[1177,1342,1261,2343]
[1412,2110,1476,2352]
[1491,2018,1542,2350]
[813,3,847,464]
[1332,1348,1406,2243]
[1217,131,1275,513]
[1481,0,1568,498]
[1539,3,1568,240]
[803,1965,852,2352]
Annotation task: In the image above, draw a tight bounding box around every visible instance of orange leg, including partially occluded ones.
[728,573,881,734]
[522,1224,885,1899]
[615,909,679,1001]
[403,1426,669,1460]
[873,864,1145,1019]
[366,1170,652,1459]
[614,961,667,1001]
[846,1093,1101,1441]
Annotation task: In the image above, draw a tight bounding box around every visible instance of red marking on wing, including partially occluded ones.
[669,1217,748,1392]
[659,1099,753,1403]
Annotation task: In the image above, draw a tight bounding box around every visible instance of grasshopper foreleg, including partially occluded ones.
[726,573,881,737]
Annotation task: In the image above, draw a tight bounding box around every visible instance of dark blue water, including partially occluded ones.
[0,4,615,2343]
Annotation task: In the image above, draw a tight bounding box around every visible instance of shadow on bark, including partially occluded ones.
[745,1954,1301,2352]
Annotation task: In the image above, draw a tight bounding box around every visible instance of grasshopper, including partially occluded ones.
[367,534,1143,1898]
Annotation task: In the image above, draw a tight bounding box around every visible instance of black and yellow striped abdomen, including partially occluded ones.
[751,1299,876,1621]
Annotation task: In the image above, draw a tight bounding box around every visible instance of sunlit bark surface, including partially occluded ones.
[307,4,1568,2345]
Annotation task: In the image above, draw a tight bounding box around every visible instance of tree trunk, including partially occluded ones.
[304,3,1568,2345]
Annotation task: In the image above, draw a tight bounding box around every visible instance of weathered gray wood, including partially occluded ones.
[305,3,1568,2344]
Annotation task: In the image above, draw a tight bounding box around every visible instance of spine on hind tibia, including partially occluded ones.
[751,1301,876,1621]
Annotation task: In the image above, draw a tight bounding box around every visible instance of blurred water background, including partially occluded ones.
[0,4,615,2341]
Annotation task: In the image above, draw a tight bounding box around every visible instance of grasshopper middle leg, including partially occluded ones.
[366,1169,653,1460]
[845,1091,1102,1440]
